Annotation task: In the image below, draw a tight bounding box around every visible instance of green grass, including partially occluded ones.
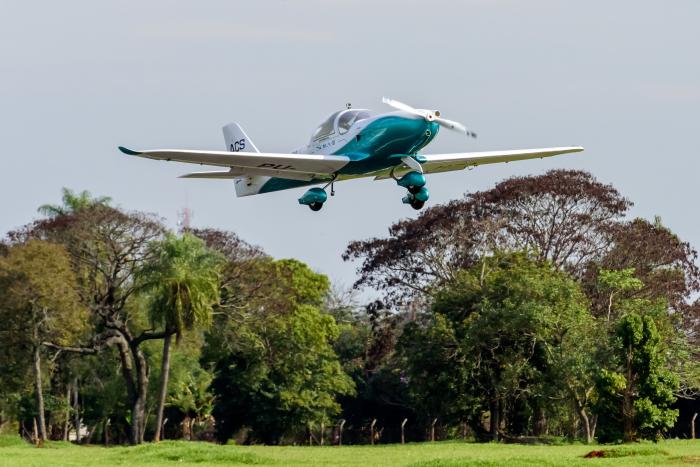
[0,436,699,466]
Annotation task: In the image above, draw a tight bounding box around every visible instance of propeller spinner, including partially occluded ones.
[382,97,476,138]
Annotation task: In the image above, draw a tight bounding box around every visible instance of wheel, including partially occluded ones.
[409,200,424,210]
[309,202,323,211]
[408,185,423,195]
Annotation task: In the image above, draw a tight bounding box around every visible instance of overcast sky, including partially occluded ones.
[2,1,698,298]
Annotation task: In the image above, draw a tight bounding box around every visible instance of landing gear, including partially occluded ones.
[409,200,424,210]
[402,186,429,210]
[393,168,430,210]
[298,187,328,211]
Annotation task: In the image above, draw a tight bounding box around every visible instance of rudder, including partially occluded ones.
[222,122,260,153]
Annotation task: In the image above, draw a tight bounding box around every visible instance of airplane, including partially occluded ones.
[119,98,583,211]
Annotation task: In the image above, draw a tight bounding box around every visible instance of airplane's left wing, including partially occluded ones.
[118,147,349,180]
[372,146,583,179]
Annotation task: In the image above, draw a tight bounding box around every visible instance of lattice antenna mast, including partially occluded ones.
[177,207,193,232]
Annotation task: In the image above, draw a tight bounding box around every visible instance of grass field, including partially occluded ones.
[1,436,699,466]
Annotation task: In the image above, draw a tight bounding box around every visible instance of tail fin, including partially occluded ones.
[223,123,268,197]
[223,123,260,153]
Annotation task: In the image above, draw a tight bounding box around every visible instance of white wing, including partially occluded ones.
[118,147,349,181]
[372,146,583,179]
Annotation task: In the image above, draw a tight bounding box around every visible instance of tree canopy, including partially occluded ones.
[1,175,697,446]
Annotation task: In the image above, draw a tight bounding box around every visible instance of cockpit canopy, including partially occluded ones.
[311,109,371,142]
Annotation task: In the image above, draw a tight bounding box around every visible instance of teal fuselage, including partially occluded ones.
[260,115,439,193]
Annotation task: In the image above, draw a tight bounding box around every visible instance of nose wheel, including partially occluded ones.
[402,186,429,210]
[391,164,430,210]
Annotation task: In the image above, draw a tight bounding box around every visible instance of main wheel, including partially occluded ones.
[407,185,423,195]
[409,200,425,210]
[309,202,323,211]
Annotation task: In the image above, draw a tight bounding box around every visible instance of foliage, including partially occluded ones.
[0,240,87,346]
[583,218,700,335]
[1,172,698,446]
[344,170,631,304]
[138,232,223,338]
[595,303,679,442]
[204,259,354,444]
[398,252,593,439]
[37,188,112,218]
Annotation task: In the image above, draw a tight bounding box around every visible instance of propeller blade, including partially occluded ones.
[435,117,467,134]
[382,97,427,117]
[382,97,476,137]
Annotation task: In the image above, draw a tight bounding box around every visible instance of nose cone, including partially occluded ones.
[407,118,439,152]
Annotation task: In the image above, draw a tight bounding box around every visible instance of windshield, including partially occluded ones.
[337,110,371,134]
[311,111,342,141]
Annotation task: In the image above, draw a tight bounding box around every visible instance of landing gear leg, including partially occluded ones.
[323,174,338,197]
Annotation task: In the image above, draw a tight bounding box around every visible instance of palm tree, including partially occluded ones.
[38,188,112,217]
[138,233,222,442]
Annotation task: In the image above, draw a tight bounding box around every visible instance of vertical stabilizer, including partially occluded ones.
[222,122,260,153]
[223,123,268,196]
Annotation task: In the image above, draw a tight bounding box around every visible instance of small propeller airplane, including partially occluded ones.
[119,98,583,211]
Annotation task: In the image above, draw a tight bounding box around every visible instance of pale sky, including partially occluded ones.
[1,1,699,297]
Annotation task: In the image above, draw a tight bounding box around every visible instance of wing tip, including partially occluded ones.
[118,146,142,156]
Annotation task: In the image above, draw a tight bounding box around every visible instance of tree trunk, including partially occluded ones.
[489,397,499,441]
[533,405,547,436]
[183,415,192,441]
[32,327,47,443]
[63,383,71,441]
[622,344,635,442]
[113,334,149,445]
[32,418,38,445]
[132,344,150,444]
[73,379,81,443]
[579,408,592,444]
[154,333,173,442]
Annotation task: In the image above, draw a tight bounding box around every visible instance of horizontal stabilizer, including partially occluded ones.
[179,170,238,179]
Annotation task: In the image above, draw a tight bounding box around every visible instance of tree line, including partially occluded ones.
[0,170,698,446]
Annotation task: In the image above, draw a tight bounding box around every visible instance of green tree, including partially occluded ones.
[400,252,591,441]
[0,240,87,443]
[23,205,165,444]
[137,233,222,442]
[597,268,643,322]
[596,303,679,442]
[204,259,355,444]
[164,341,215,441]
[37,188,112,218]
